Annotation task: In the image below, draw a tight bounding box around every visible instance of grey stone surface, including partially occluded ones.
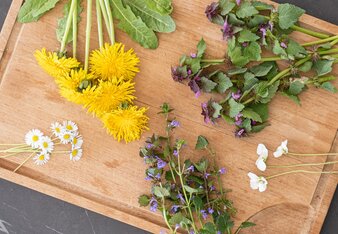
[0,0,337,234]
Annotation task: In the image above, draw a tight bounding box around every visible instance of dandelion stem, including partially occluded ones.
[103,0,115,44]
[302,35,338,47]
[72,0,78,58]
[288,152,338,156]
[96,0,104,47]
[266,170,338,180]
[13,152,35,173]
[291,25,330,39]
[98,0,112,41]
[84,0,93,72]
[60,0,77,53]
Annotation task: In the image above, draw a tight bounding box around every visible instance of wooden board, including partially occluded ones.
[0,0,337,233]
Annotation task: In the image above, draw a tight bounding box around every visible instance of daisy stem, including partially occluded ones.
[13,152,35,173]
[0,152,22,158]
[60,0,77,53]
[291,25,330,39]
[96,0,104,47]
[266,170,338,180]
[103,0,115,44]
[98,0,112,41]
[302,35,338,47]
[72,0,78,58]
[53,151,70,153]
[288,152,338,156]
[269,160,338,169]
[0,143,26,146]
[84,0,93,72]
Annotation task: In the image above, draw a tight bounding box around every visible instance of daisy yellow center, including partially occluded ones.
[55,127,60,133]
[73,138,78,144]
[64,134,70,140]
[66,125,73,131]
[72,149,78,157]
[43,142,48,148]
[39,155,45,160]
[32,135,39,142]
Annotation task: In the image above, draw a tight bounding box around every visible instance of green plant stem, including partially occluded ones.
[84,0,93,72]
[291,25,330,39]
[60,0,77,53]
[318,48,338,55]
[266,170,338,180]
[307,76,336,84]
[288,152,338,156]
[0,143,26,146]
[330,38,338,46]
[269,160,338,169]
[13,152,35,173]
[72,0,78,57]
[302,35,338,47]
[103,0,115,44]
[201,59,225,64]
[164,116,177,184]
[0,152,23,159]
[206,146,224,196]
[96,0,104,47]
[260,56,282,62]
[159,183,174,232]
[98,0,112,42]
[242,96,255,105]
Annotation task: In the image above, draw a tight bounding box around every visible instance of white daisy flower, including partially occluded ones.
[51,122,64,137]
[25,129,44,148]
[59,131,75,144]
[39,136,54,153]
[33,152,50,165]
[63,120,78,133]
[72,135,83,149]
[70,148,82,161]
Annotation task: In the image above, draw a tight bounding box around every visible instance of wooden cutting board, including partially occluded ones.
[0,0,337,233]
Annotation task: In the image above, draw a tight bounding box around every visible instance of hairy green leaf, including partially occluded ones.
[236,1,259,19]
[321,81,337,93]
[243,41,261,61]
[197,38,207,58]
[278,3,305,29]
[18,0,60,23]
[250,62,273,77]
[219,0,236,16]
[242,108,262,122]
[144,0,173,15]
[138,195,150,206]
[229,98,245,118]
[212,102,223,118]
[195,135,209,150]
[250,103,269,122]
[286,39,307,60]
[201,77,217,93]
[238,29,260,43]
[313,59,334,76]
[153,186,170,198]
[288,80,305,95]
[215,72,233,93]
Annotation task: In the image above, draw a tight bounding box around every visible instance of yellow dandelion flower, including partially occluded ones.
[89,43,140,81]
[34,48,80,79]
[83,78,136,116]
[100,106,149,143]
[56,69,94,90]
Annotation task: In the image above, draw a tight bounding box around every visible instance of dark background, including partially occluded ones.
[0,0,337,233]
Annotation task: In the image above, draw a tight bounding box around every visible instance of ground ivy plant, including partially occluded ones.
[138,103,255,233]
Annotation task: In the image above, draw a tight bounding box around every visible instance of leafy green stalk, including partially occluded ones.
[104,0,115,44]
[96,0,104,47]
[84,0,93,71]
[290,25,330,39]
[60,0,77,52]
[72,0,78,57]
[302,35,338,47]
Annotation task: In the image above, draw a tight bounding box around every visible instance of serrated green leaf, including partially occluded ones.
[197,38,207,57]
[260,81,280,103]
[228,46,249,67]
[248,14,268,27]
[321,81,337,93]
[144,0,172,15]
[244,72,259,90]
[219,0,236,15]
[238,29,260,43]
[195,135,209,149]
[243,41,261,61]
[229,98,245,118]
[138,195,150,206]
[227,67,247,76]
[278,3,305,29]
[222,114,235,124]
[242,118,252,132]
[169,213,191,226]
[184,185,198,194]
[313,59,334,76]
[298,61,313,72]
[250,103,269,122]
[272,39,287,58]
[236,1,259,19]
[212,102,223,118]
[242,108,262,122]
[18,0,60,23]
[201,222,217,234]
[288,80,305,95]
[201,77,217,93]
[281,92,301,105]
[123,0,175,33]
[252,1,273,10]
[250,62,273,77]
[251,122,270,132]
[56,0,83,44]
[215,72,233,93]
[153,186,170,198]
[111,0,158,49]
[286,39,307,60]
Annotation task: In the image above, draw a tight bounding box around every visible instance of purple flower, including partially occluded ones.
[217,232,222,234]
[242,42,249,47]
[173,150,179,157]
[189,230,195,234]
[145,175,152,181]
[222,17,234,40]
[170,120,180,128]
[205,2,219,22]
[201,209,208,220]
[281,42,288,48]
[219,167,226,175]
[201,101,219,124]
[236,0,241,5]
[170,205,180,214]
[157,159,167,169]
[235,113,243,126]
[150,197,158,212]
[251,120,257,126]
[231,90,241,100]
[188,76,201,97]
[155,173,161,179]
[177,193,185,204]
[175,224,180,230]
[190,53,197,58]
[260,27,267,38]
[186,165,195,173]
[146,143,153,149]
[235,128,246,138]
[204,172,211,179]
[171,66,187,82]
[208,207,214,214]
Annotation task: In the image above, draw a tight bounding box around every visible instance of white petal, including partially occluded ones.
[256,158,267,171]
[282,140,288,153]
[248,172,258,180]
[258,178,268,192]
[250,180,259,190]
[273,147,283,158]
[257,144,268,157]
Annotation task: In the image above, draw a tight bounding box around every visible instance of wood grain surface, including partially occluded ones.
[0,0,337,233]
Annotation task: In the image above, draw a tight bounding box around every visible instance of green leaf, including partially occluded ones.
[236,1,259,18]
[313,59,334,76]
[250,103,269,122]
[215,73,233,93]
[251,122,270,132]
[56,0,83,44]
[242,108,262,122]
[195,135,209,149]
[260,81,280,103]
[222,114,235,124]
[252,1,273,10]
[169,212,191,226]
[183,185,198,194]
[278,3,305,29]
[288,80,305,95]
[248,15,268,27]
[298,61,313,72]
[200,223,217,234]
[190,58,202,74]
[216,213,234,232]
[111,0,158,49]
[286,39,307,60]
[240,221,256,228]
[272,39,287,58]
[281,92,301,105]
[229,98,245,118]
[197,38,206,58]
[138,195,150,206]
[124,0,175,33]
[227,67,247,76]
[244,72,258,90]
[192,196,203,210]
[228,46,249,67]
[194,158,208,173]
[144,0,173,15]
[18,0,60,23]
[153,186,170,198]
[211,102,223,118]
[242,118,252,132]
[238,29,260,43]
[219,0,236,15]
[243,41,261,61]
[250,62,273,77]
[201,77,217,93]
[321,82,337,93]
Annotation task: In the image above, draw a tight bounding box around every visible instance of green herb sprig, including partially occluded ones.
[138,103,255,233]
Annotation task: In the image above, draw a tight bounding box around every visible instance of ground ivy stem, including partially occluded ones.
[72,0,78,58]
[302,35,338,47]
[291,25,330,39]
[96,0,104,47]
[159,183,174,233]
[269,160,338,169]
[103,0,115,44]
[84,0,93,72]
[60,0,77,53]
[266,170,338,180]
